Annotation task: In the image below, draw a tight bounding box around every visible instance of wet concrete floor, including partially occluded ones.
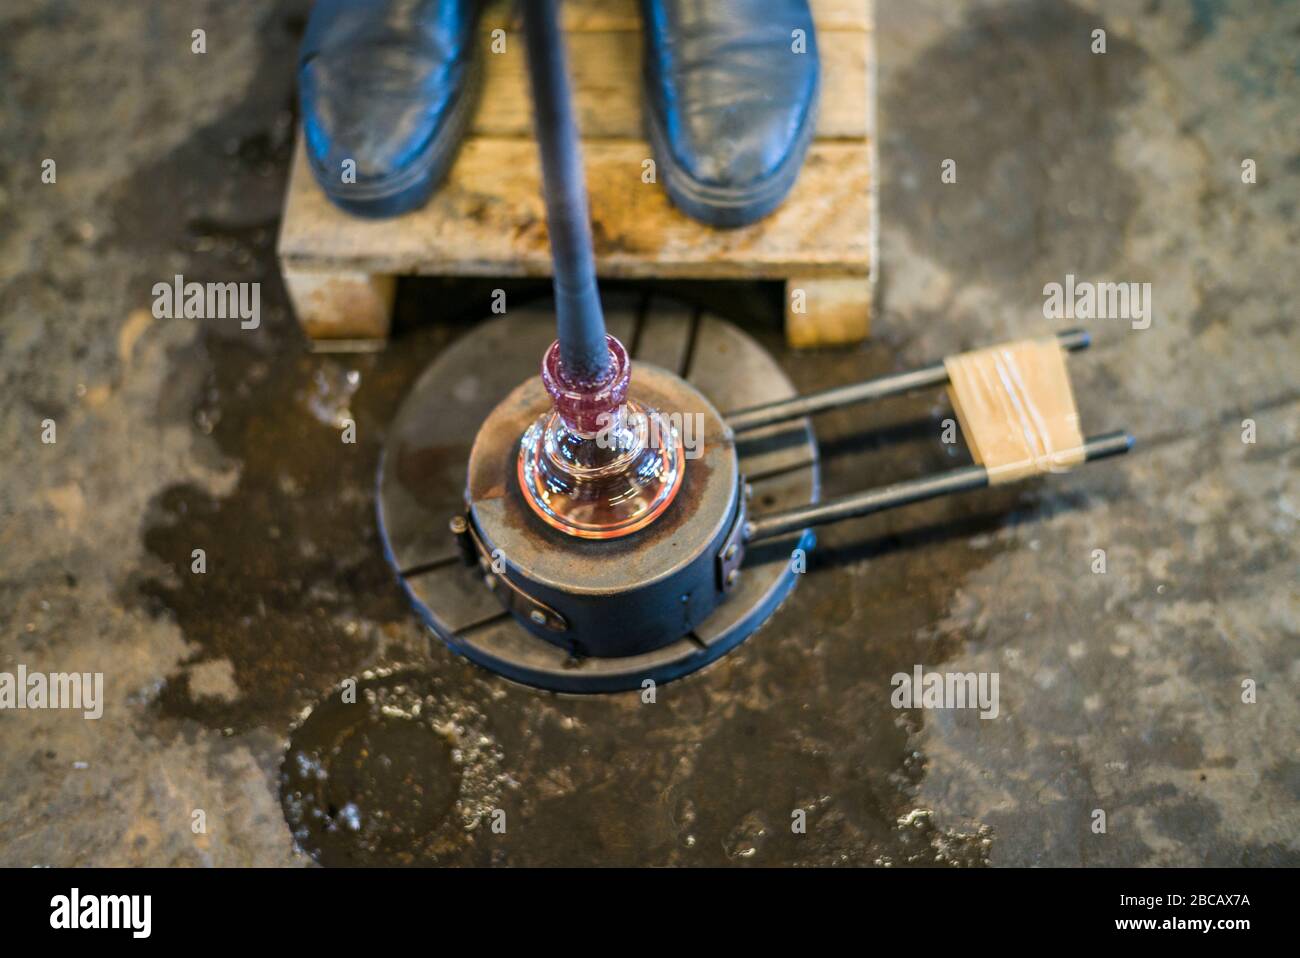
[1,0,1296,865]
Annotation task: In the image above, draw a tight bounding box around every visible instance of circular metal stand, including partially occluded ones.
[470,363,740,658]
[377,296,818,692]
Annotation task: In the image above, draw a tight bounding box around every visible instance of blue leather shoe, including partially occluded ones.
[298,0,482,218]
[640,0,819,228]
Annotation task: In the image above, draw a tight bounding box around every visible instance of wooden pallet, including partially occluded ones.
[277,0,876,348]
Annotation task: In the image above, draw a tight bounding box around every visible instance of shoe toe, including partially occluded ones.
[300,54,451,189]
[644,0,820,221]
[674,97,808,192]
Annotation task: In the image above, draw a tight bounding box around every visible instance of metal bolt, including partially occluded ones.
[449,515,468,535]
[724,543,738,560]
[529,610,547,626]
[726,568,740,587]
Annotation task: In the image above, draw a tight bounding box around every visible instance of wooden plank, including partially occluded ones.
[483,0,872,33]
[784,276,872,347]
[472,29,869,141]
[279,137,870,281]
[282,267,394,340]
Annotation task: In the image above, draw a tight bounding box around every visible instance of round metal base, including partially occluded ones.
[377,296,819,692]
[469,363,739,658]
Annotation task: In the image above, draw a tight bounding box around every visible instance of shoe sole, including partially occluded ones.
[313,51,485,219]
[644,81,820,229]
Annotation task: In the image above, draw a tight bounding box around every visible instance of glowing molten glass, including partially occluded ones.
[518,335,684,538]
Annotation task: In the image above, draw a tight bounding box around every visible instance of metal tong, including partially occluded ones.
[726,330,1134,543]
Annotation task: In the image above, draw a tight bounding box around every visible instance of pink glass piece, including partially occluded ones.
[541,335,630,436]
[519,335,683,539]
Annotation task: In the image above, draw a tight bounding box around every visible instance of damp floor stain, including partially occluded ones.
[883,0,1148,304]
[281,669,506,867]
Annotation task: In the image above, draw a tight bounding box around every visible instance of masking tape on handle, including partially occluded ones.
[944,338,1085,484]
